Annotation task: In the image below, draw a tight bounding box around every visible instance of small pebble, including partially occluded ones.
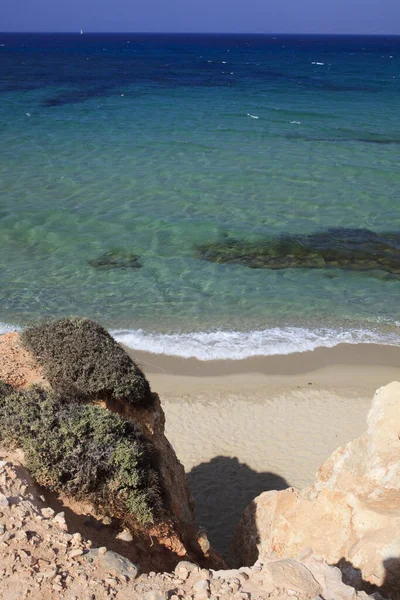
[0,494,9,508]
[41,569,57,579]
[142,591,166,600]
[116,528,133,542]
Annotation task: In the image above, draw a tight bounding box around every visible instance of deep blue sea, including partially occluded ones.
[1,33,400,358]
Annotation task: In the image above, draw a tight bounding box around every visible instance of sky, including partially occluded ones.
[1,0,400,35]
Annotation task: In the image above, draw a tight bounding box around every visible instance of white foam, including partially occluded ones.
[1,320,399,362]
[112,326,400,361]
[247,113,259,119]
[0,322,21,335]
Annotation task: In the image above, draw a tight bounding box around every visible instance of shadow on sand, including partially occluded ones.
[187,455,288,558]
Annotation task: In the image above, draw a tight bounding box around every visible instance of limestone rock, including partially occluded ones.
[251,559,322,598]
[231,382,400,595]
[99,550,139,580]
[142,592,166,600]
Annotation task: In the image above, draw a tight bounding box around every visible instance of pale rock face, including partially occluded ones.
[231,382,400,595]
[251,558,322,598]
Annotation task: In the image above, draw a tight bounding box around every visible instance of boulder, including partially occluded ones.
[231,382,400,595]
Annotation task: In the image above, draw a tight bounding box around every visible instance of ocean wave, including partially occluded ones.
[112,326,400,361]
[1,321,399,361]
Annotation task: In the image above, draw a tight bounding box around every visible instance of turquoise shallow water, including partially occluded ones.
[1,33,400,357]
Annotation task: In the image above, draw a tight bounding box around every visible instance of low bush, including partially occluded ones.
[0,383,161,525]
[0,380,14,399]
[21,317,152,407]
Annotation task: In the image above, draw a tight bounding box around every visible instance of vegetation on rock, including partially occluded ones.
[21,317,152,407]
[195,228,400,275]
[0,380,14,399]
[0,384,161,525]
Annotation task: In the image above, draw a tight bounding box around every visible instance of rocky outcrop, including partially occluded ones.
[0,457,381,600]
[231,382,400,597]
[0,325,221,572]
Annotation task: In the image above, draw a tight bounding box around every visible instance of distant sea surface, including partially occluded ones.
[1,33,400,359]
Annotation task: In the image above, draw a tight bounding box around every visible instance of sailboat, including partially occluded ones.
[80,29,83,35]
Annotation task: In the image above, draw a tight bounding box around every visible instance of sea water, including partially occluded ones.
[1,33,400,358]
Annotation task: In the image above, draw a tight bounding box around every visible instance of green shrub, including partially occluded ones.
[0,380,14,400]
[21,317,152,407]
[0,383,161,525]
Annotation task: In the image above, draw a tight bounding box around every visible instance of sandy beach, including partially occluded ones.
[126,343,400,556]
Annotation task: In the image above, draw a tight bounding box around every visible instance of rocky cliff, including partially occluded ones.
[231,382,400,599]
[0,320,220,572]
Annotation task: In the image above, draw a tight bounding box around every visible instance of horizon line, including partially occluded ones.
[1,31,400,36]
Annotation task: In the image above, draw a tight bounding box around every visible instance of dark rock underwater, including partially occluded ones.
[195,228,400,276]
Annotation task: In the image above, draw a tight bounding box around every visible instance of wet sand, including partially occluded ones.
[126,343,400,556]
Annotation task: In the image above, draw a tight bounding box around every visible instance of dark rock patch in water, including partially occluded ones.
[88,250,142,270]
[42,85,114,107]
[195,228,400,275]
[285,134,400,145]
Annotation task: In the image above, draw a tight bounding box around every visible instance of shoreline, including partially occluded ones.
[126,342,400,395]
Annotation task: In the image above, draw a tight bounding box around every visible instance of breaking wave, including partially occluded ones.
[112,326,400,360]
[2,321,399,361]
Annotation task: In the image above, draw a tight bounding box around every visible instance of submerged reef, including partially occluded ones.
[88,250,142,270]
[195,228,400,275]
